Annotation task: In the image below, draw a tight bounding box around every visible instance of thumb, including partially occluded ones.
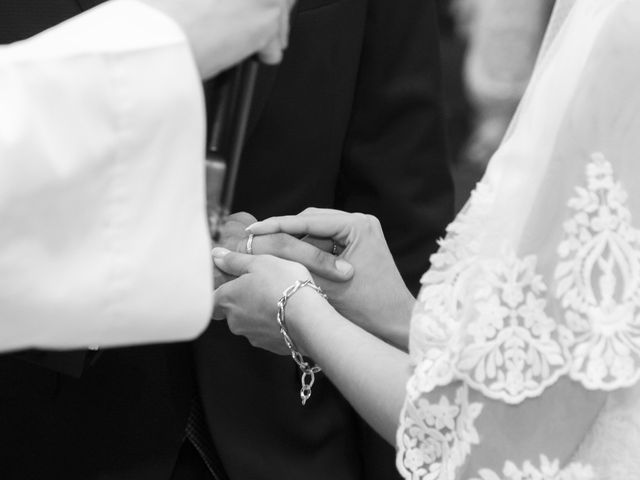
[212,282,230,320]
[211,248,255,277]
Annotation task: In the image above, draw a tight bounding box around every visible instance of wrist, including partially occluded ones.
[385,289,416,351]
[276,279,331,405]
[285,286,334,356]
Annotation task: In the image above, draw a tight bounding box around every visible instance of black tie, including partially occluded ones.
[185,397,228,480]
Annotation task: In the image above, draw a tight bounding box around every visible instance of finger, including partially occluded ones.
[215,219,253,254]
[257,38,283,65]
[212,282,230,320]
[299,207,345,216]
[211,248,255,277]
[212,279,241,320]
[216,221,250,251]
[301,235,334,253]
[214,212,257,253]
[251,233,353,281]
[213,265,234,290]
[225,211,257,226]
[303,235,345,256]
[246,213,354,241]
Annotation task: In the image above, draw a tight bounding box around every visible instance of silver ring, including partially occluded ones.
[332,242,339,256]
[246,233,255,255]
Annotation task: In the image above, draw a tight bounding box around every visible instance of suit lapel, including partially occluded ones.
[246,2,304,138]
[245,64,279,139]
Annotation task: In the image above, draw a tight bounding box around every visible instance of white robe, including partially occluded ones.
[0,0,213,352]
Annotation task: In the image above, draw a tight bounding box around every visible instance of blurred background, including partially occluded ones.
[436,0,555,211]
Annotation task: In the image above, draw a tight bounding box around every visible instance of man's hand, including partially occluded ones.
[213,212,256,288]
[213,212,354,291]
[140,0,296,79]
[212,250,319,355]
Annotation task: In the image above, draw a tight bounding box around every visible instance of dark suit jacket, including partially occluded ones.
[0,0,453,479]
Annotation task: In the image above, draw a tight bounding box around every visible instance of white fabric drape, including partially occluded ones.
[397,0,640,478]
[0,0,212,352]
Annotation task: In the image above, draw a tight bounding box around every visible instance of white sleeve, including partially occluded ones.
[0,0,213,351]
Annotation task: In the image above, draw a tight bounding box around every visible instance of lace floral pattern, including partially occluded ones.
[397,384,483,480]
[409,183,496,395]
[458,253,570,403]
[555,152,640,390]
[410,182,571,404]
[469,456,595,480]
[409,153,640,401]
[398,153,640,479]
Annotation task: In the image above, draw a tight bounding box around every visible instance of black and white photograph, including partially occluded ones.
[0,0,638,478]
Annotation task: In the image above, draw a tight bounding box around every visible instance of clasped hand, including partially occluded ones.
[212,209,416,356]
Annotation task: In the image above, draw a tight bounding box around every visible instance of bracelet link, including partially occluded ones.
[276,279,327,405]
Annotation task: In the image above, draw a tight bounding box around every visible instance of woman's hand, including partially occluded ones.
[211,248,332,355]
[247,208,416,350]
[213,247,411,441]
[213,212,354,289]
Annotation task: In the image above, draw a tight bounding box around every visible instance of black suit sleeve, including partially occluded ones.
[336,0,453,295]
[12,350,96,377]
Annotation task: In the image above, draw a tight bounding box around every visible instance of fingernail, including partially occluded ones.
[211,247,230,258]
[335,259,353,275]
[245,222,260,232]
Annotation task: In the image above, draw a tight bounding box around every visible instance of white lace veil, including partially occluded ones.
[536,0,577,57]
[398,0,640,478]
[500,0,576,144]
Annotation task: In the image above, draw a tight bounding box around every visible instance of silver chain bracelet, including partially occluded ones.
[277,279,327,405]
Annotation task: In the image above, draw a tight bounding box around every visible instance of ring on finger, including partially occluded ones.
[246,233,255,255]
[332,241,339,256]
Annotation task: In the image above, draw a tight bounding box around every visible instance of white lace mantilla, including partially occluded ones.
[555,153,640,390]
[398,153,640,479]
[469,456,594,480]
[397,383,483,480]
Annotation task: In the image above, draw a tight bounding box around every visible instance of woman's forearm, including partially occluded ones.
[287,290,412,442]
[286,290,605,472]
[381,290,416,351]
